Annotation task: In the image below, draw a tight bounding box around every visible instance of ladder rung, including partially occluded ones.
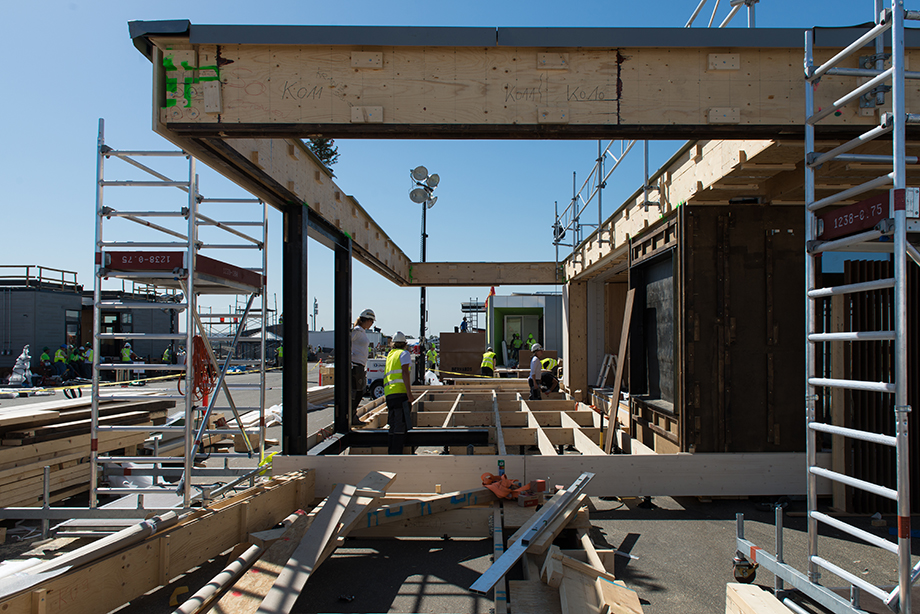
[811,556,891,604]
[99,241,192,248]
[809,377,895,393]
[98,363,187,370]
[808,331,895,342]
[809,229,886,254]
[224,384,262,389]
[810,466,898,500]
[808,278,895,298]
[104,210,187,218]
[97,301,188,310]
[100,180,190,187]
[810,511,898,554]
[806,173,894,212]
[809,422,897,447]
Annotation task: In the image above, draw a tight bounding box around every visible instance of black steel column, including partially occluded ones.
[282,206,309,455]
[334,237,353,433]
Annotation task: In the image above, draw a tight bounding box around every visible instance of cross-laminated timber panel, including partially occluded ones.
[273,452,832,498]
[130,23,920,140]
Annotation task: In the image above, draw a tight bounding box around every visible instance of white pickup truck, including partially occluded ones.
[365,357,418,399]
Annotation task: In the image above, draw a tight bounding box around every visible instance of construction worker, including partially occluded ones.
[528,343,544,401]
[351,308,376,424]
[481,345,497,378]
[540,369,560,394]
[510,333,523,363]
[525,333,536,350]
[53,344,67,376]
[541,356,559,377]
[275,344,283,369]
[460,317,469,333]
[83,345,94,379]
[384,331,414,455]
[162,345,172,364]
[120,342,138,383]
[426,344,438,370]
[39,347,52,376]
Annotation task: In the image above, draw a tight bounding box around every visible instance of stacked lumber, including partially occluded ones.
[0,397,172,507]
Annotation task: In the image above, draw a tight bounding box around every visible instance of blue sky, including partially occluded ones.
[4,0,883,340]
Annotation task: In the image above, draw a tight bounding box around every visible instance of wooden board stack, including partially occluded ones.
[0,396,172,507]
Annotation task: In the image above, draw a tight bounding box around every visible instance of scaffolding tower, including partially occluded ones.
[736,4,918,613]
[90,118,269,510]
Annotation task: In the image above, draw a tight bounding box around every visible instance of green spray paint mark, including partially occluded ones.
[183,79,194,108]
[180,61,197,71]
[343,230,352,240]
[163,56,177,71]
[165,99,177,108]
[165,77,178,93]
[408,265,414,283]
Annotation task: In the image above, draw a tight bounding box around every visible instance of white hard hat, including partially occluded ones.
[393,331,407,343]
[125,342,131,348]
[360,308,376,321]
[486,345,493,351]
[531,343,542,351]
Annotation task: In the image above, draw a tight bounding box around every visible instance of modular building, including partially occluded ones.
[485,293,563,366]
[0,266,84,374]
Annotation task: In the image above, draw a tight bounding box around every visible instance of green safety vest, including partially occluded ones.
[427,349,437,361]
[541,357,558,371]
[40,352,51,363]
[384,349,408,396]
[54,349,66,363]
[277,346,284,358]
[121,347,132,362]
[68,352,80,363]
[481,351,496,370]
[163,348,171,361]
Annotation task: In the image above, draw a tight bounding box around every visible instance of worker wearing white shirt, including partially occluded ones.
[529,343,544,401]
[351,309,376,424]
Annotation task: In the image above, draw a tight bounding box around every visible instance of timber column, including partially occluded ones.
[563,280,588,402]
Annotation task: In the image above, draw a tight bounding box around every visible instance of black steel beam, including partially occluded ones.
[282,205,310,455]
[334,238,353,434]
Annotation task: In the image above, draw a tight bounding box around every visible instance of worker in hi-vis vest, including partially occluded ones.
[541,356,559,376]
[53,344,67,377]
[384,331,414,454]
[426,345,438,370]
[480,346,497,378]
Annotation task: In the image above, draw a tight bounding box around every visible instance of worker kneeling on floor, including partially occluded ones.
[384,331,414,454]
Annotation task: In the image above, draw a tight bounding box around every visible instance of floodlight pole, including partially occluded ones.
[418,200,427,385]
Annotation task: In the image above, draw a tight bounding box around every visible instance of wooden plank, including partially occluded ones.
[410,262,559,286]
[548,546,617,584]
[440,392,464,428]
[596,577,644,614]
[494,391,507,455]
[523,400,557,456]
[316,471,396,564]
[604,289,635,454]
[559,571,603,614]
[561,413,605,456]
[274,453,833,498]
[0,471,315,614]
[255,483,355,613]
[526,495,588,555]
[273,455,525,496]
[353,486,494,531]
[725,583,792,614]
[210,506,321,614]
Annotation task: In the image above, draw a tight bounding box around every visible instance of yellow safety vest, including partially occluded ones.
[54,349,66,363]
[541,357,558,371]
[84,349,94,362]
[481,351,496,370]
[384,349,408,396]
[121,347,131,362]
